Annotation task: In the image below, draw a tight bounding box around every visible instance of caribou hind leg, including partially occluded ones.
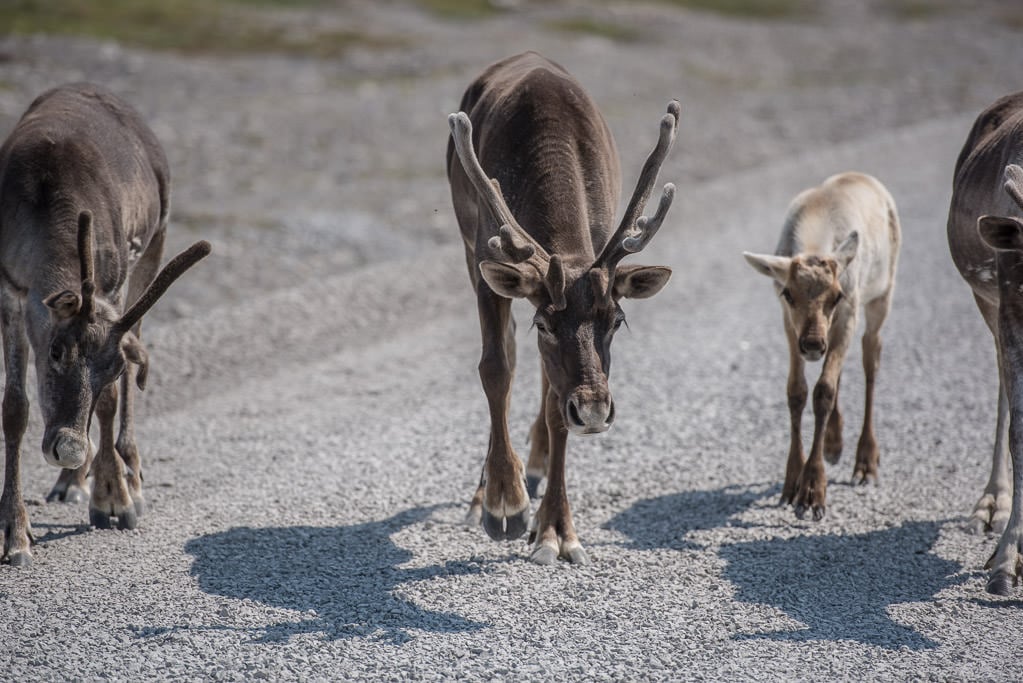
[46,449,92,504]
[114,228,165,518]
[0,287,33,565]
[853,293,891,484]
[968,293,1013,534]
[525,369,550,499]
[88,384,137,530]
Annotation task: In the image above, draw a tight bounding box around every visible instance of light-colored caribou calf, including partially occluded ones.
[744,172,900,520]
[0,83,210,566]
[947,91,1023,595]
[447,52,677,564]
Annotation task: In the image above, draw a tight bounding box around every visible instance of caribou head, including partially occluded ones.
[35,211,210,468]
[448,103,678,434]
[743,233,858,362]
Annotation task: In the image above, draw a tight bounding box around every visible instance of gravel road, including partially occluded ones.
[2,1,1023,680]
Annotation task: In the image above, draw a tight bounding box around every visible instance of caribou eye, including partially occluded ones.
[49,343,63,363]
[834,291,844,305]
[613,314,626,331]
[781,288,794,305]
[533,315,548,334]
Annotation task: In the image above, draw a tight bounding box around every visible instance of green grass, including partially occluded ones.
[544,17,642,43]
[655,0,810,20]
[0,0,402,57]
[410,0,504,20]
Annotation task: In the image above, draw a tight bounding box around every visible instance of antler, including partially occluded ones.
[448,112,550,269]
[1005,164,1023,210]
[595,100,680,271]
[113,240,212,337]
[77,211,96,320]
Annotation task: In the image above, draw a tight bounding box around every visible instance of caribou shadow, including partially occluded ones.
[180,505,485,643]
[720,520,963,650]
[603,482,780,551]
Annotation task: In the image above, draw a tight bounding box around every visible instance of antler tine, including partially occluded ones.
[77,211,96,318]
[114,240,212,336]
[448,112,548,265]
[1005,164,1023,210]
[596,100,680,269]
[623,183,675,254]
[487,224,536,264]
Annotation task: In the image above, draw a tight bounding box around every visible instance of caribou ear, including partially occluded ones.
[834,231,859,271]
[613,264,672,300]
[479,260,543,299]
[743,252,791,284]
[121,333,149,391]
[979,215,1023,251]
[44,290,82,319]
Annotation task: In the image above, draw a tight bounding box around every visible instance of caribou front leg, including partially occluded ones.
[116,363,144,517]
[782,323,807,505]
[470,288,529,540]
[89,383,137,530]
[0,291,33,565]
[529,384,587,565]
[794,330,851,521]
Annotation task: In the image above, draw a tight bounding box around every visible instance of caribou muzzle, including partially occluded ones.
[43,428,89,469]
[799,336,827,361]
[565,389,615,435]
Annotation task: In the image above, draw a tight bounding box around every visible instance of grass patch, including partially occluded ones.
[655,0,811,20]
[409,0,504,20]
[0,0,404,57]
[886,0,951,20]
[544,17,642,42]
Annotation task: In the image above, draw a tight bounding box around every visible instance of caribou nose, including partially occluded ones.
[799,338,826,361]
[48,429,89,469]
[566,395,614,435]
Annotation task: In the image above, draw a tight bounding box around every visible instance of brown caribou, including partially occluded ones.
[947,91,1023,594]
[0,83,210,566]
[744,172,900,520]
[446,52,677,564]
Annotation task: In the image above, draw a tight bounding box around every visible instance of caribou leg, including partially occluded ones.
[472,286,529,541]
[525,369,550,499]
[854,293,891,484]
[115,228,165,518]
[782,322,807,506]
[529,383,587,565]
[794,307,855,520]
[969,293,1013,534]
[0,287,33,565]
[89,383,137,530]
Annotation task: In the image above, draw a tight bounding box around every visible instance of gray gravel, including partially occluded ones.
[2,1,1023,680]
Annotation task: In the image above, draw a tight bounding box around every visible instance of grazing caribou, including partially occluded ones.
[446,52,677,564]
[744,172,901,520]
[947,91,1023,595]
[0,83,210,566]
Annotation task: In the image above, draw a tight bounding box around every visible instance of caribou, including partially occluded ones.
[947,91,1023,595]
[743,172,901,520]
[0,83,210,566]
[446,52,677,564]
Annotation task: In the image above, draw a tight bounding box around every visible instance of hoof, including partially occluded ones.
[530,545,558,565]
[853,472,878,487]
[47,484,89,504]
[987,571,1015,596]
[526,474,543,500]
[795,504,825,521]
[824,448,842,465]
[117,508,139,531]
[482,507,529,541]
[90,508,112,530]
[6,550,32,567]
[565,546,589,565]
